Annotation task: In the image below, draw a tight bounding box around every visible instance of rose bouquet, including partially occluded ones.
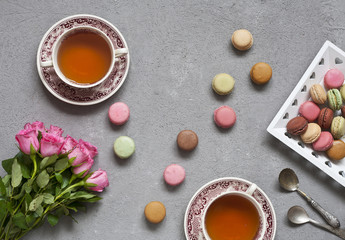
[0,121,109,239]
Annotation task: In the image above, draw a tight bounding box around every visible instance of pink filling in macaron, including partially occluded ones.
[108,102,130,125]
[312,131,333,151]
[163,164,185,186]
[299,101,320,122]
[214,106,236,128]
[324,69,344,89]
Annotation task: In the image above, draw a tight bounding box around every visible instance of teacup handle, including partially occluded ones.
[115,48,128,58]
[41,60,53,68]
[245,183,257,196]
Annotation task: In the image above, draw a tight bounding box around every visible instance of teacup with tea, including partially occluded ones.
[40,26,128,88]
[202,183,266,240]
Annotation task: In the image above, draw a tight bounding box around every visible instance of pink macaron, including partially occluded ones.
[163,164,185,186]
[214,106,236,128]
[108,102,130,125]
[312,131,334,151]
[324,69,344,89]
[299,101,320,122]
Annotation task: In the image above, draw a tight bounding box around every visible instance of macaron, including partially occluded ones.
[113,136,135,159]
[309,84,327,104]
[250,62,272,85]
[312,131,334,151]
[298,101,320,122]
[231,29,253,51]
[331,116,345,139]
[317,108,334,129]
[163,164,185,186]
[324,68,344,89]
[326,140,345,161]
[286,116,308,135]
[108,102,130,125]
[327,89,342,110]
[212,73,235,95]
[340,84,345,101]
[177,130,198,151]
[144,201,166,223]
[214,106,236,128]
[300,123,321,144]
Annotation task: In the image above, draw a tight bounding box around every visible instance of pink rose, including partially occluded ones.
[15,129,40,155]
[60,135,78,154]
[72,156,94,177]
[86,169,109,192]
[69,140,98,166]
[40,132,65,157]
[68,145,89,166]
[24,121,46,134]
[79,139,98,158]
[47,125,63,136]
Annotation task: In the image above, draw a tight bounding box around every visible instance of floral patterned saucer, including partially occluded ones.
[36,14,130,105]
[184,177,276,240]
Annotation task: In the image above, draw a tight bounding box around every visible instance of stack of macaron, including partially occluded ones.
[286,68,345,160]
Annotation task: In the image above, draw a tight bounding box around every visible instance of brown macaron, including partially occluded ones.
[318,108,334,129]
[286,116,308,135]
[326,140,345,161]
[144,201,166,223]
[250,62,272,85]
[177,130,198,151]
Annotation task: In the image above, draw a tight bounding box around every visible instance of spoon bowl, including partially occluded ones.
[288,206,310,225]
[279,168,299,192]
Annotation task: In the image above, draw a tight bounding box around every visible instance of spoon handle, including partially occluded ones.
[297,189,340,228]
[310,219,345,239]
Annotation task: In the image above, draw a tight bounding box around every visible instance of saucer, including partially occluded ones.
[184,177,276,240]
[36,14,130,106]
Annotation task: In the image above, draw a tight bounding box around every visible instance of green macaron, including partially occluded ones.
[327,89,342,110]
[340,84,345,101]
[331,116,345,139]
[114,136,135,159]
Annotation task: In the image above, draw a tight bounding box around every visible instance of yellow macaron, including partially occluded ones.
[212,73,235,95]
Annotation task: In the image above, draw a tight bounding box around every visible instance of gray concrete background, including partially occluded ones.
[1,0,345,239]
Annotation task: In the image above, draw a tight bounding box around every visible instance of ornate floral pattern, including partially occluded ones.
[37,15,129,105]
[184,178,276,240]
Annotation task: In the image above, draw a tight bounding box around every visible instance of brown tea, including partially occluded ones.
[57,31,112,85]
[205,195,260,240]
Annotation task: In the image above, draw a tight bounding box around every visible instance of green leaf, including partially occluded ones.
[30,144,37,155]
[24,193,32,212]
[55,173,63,184]
[42,193,54,205]
[55,157,69,172]
[81,196,102,203]
[20,162,31,179]
[40,155,58,170]
[13,212,28,230]
[11,158,22,188]
[70,191,97,200]
[24,179,33,193]
[61,171,71,189]
[55,185,61,196]
[29,195,43,212]
[35,205,43,217]
[68,202,86,212]
[36,170,49,188]
[0,200,7,222]
[2,175,11,187]
[2,158,14,174]
[25,214,36,227]
[16,153,32,179]
[0,176,6,196]
[47,214,59,227]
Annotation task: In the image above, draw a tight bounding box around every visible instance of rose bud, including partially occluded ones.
[15,129,39,155]
[85,169,109,192]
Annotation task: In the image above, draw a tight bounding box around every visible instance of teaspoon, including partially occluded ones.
[279,168,340,228]
[288,206,345,239]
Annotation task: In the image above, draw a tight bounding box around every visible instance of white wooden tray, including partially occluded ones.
[267,41,345,187]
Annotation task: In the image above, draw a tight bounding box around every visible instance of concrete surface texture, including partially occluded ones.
[1,0,345,239]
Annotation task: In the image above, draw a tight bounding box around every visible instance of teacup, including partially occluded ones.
[202,183,266,240]
[40,26,128,88]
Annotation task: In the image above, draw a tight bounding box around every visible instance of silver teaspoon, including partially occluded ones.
[279,168,340,228]
[288,206,345,239]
